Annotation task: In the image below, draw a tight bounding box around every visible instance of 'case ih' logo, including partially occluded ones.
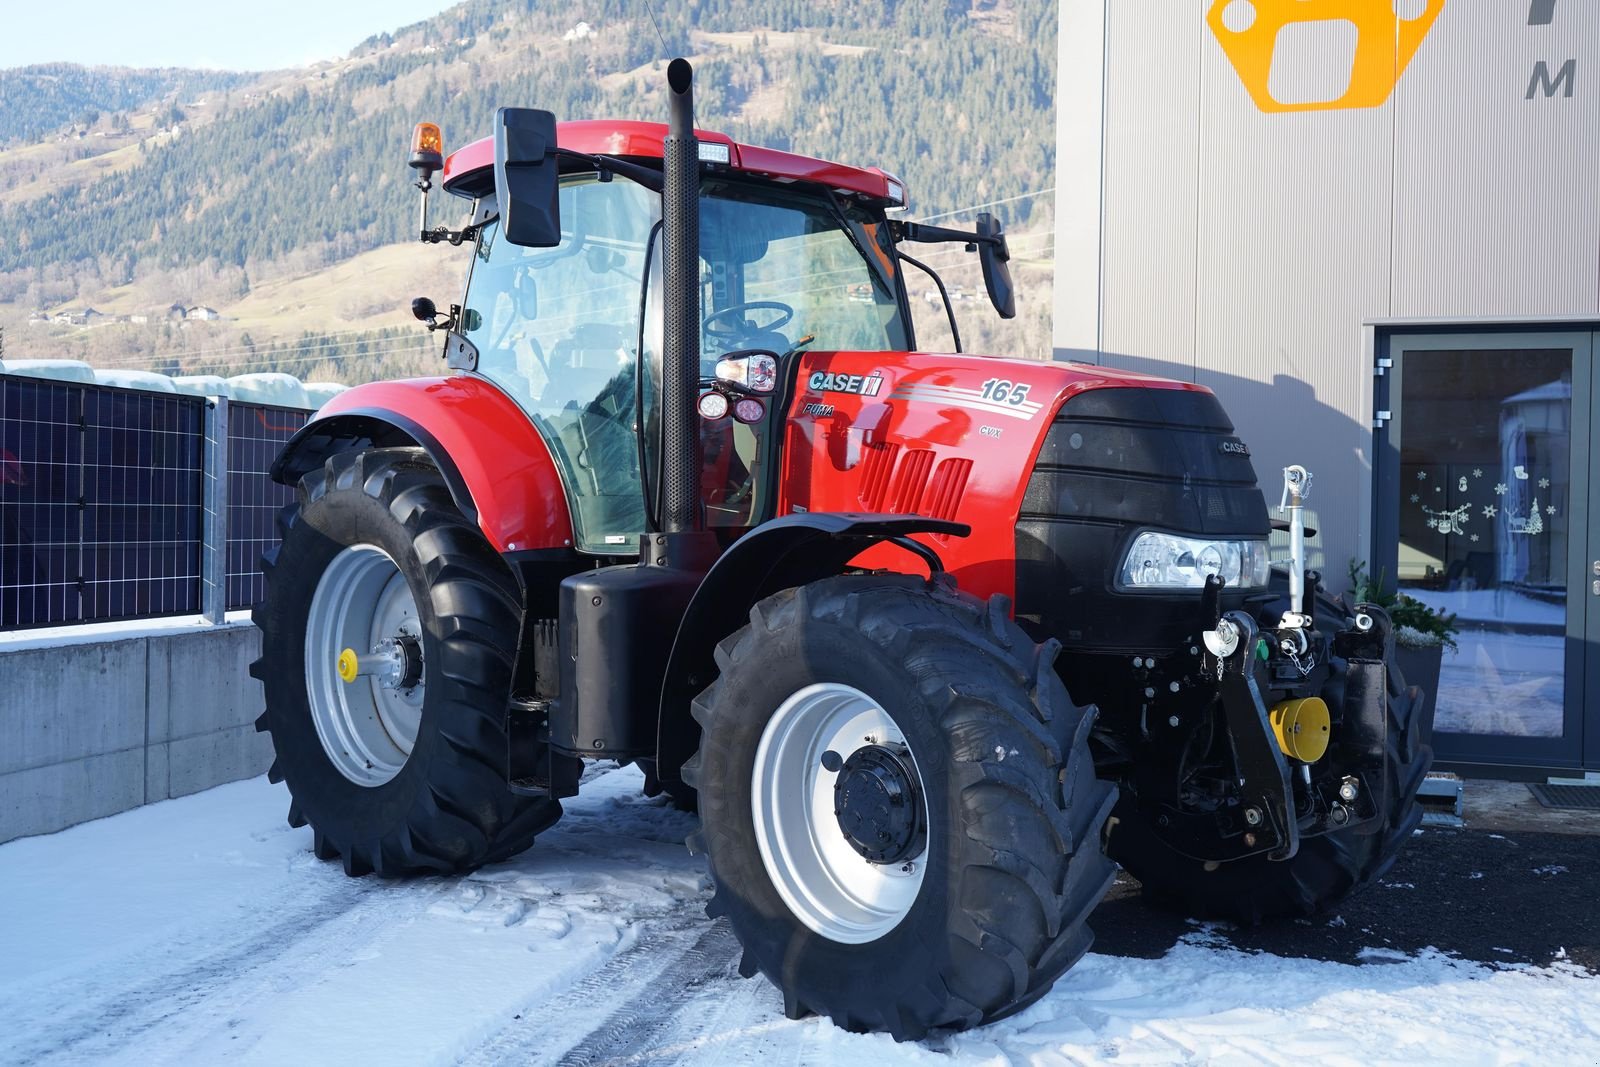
[1219,439,1251,456]
[809,371,885,396]
[1208,0,1445,112]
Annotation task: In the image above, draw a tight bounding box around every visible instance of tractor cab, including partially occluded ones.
[424,121,918,553]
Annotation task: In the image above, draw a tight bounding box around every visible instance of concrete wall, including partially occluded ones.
[0,621,269,844]
[1052,0,1600,574]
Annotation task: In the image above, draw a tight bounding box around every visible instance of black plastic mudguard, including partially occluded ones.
[653,512,969,786]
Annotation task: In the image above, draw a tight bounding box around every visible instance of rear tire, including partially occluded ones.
[1107,612,1432,923]
[685,575,1116,1040]
[252,447,560,876]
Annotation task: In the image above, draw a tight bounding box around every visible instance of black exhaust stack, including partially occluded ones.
[660,58,701,534]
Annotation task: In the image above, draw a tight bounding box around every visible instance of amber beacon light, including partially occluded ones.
[409,122,444,177]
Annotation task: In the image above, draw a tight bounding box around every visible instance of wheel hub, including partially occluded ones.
[750,682,930,943]
[305,544,425,788]
[834,744,925,864]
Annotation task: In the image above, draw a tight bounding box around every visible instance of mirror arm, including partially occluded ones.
[553,148,664,193]
[889,219,1007,257]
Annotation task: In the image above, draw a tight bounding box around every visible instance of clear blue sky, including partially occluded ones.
[0,0,459,71]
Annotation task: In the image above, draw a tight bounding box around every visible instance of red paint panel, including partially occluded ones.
[441,120,894,201]
[318,377,573,554]
[779,352,1211,602]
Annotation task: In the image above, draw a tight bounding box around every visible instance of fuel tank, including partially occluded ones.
[778,351,1268,650]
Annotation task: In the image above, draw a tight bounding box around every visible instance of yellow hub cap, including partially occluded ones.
[1269,696,1331,763]
[336,647,360,684]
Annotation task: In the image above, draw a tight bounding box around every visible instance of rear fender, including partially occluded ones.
[654,512,969,784]
[271,376,574,553]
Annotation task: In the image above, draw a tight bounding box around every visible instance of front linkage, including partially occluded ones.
[1127,465,1397,865]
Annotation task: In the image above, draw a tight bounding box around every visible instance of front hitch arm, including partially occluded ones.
[1209,611,1300,861]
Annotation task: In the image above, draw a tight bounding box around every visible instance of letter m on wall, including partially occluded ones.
[1527,59,1576,99]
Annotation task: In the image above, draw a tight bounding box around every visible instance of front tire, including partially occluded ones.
[685,575,1116,1040]
[252,447,560,876]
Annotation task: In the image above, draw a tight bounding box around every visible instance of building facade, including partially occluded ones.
[1053,0,1599,773]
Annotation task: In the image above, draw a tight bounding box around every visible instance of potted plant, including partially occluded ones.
[1346,561,1459,748]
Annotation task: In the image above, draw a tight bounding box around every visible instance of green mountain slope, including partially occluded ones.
[0,0,1057,373]
[0,64,251,145]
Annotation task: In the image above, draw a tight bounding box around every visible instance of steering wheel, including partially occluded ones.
[703,301,795,345]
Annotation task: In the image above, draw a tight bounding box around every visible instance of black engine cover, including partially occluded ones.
[1015,386,1268,652]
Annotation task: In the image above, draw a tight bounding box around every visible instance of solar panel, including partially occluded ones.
[1,377,84,628]
[226,403,308,610]
[79,387,205,622]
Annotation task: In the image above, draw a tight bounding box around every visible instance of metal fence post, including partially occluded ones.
[201,396,229,624]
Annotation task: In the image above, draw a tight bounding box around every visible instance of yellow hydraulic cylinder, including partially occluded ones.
[1268,696,1331,763]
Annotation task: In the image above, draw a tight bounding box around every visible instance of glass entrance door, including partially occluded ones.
[1384,331,1595,771]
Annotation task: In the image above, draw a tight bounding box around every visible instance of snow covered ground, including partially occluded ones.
[2,766,1597,1065]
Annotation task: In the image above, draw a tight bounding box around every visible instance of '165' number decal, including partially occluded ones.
[980,378,1031,405]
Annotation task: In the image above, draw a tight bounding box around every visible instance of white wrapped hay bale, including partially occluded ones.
[1,359,98,384]
[226,372,311,409]
[301,381,349,411]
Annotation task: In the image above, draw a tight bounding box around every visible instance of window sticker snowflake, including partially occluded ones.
[1417,471,1427,481]
[1470,534,1480,543]
[1409,493,1420,503]
[1483,504,1497,519]
[1472,468,1483,478]
[1538,477,1550,489]
[1494,483,1508,495]
[1547,504,1556,516]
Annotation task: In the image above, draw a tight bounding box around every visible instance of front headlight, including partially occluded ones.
[1119,531,1270,591]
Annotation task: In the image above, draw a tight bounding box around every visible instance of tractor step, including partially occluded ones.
[1417,771,1464,828]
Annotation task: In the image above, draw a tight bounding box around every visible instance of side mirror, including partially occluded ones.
[975,212,1015,319]
[494,107,562,248]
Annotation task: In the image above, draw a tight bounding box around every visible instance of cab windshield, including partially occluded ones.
[462,173,906,554]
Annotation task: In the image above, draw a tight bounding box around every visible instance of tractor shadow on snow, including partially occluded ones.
[1092,827,1600,973]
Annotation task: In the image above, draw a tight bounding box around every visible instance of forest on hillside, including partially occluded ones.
[0,0,1057,379]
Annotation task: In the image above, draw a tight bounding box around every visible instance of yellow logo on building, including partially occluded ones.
[1208,0,1446,112]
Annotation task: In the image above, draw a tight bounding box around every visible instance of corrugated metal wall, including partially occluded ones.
[1054,0,1600,574]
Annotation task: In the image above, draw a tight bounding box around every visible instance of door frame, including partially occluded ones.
[1371,322,1596,774]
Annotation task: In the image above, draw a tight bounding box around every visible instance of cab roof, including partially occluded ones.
[440,119,902,204]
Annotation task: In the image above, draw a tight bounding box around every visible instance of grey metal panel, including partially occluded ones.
[1096,2,1202,380]
[1191,10,1398,577]
[1052,0,1108,359]
[1390,5,1600,319]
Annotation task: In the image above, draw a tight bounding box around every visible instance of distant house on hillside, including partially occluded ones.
[129,314,149,325]
[51,307,104,326]
[166,303,188,321]
[187,306,221,321]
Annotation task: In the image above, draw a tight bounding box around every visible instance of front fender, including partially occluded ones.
[272,376,573,553]
[654,512,969,784]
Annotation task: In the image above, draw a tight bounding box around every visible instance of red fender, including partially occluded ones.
[282,376,573,554]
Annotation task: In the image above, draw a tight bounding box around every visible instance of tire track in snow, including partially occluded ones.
[7,876,451,1064]
[466,918,740,1066]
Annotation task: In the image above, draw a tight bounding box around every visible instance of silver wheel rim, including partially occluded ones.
[751,682,928,944]
[304,545,424,787]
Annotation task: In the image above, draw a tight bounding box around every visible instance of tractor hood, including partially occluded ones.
[777,350,1269,646]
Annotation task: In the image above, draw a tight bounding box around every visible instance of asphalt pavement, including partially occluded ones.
[1096,784,1600,974]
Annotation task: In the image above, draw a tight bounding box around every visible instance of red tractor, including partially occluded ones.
[253,61,1431,1038]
